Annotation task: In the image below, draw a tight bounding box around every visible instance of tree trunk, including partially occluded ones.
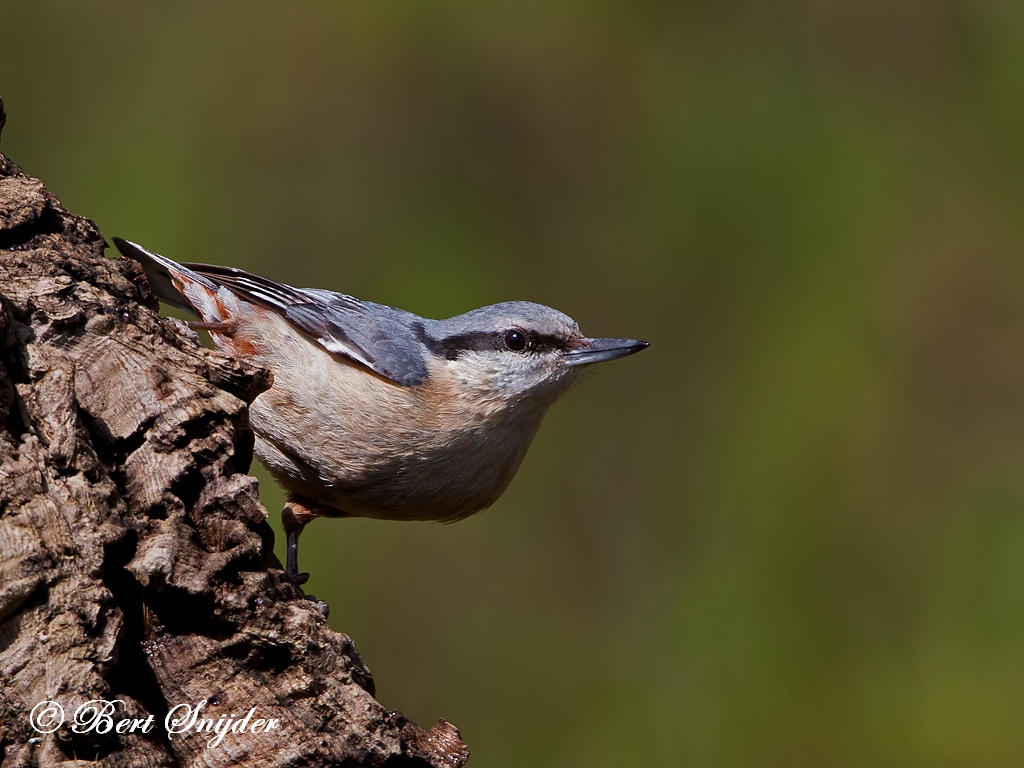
[0,150,469,767]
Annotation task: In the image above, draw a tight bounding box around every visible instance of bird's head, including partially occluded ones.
[420,301,648,407]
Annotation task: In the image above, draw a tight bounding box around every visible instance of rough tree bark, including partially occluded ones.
[0,148,469,767]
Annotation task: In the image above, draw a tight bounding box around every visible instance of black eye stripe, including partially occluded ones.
[414,325,569,361]
[527,333,566,353]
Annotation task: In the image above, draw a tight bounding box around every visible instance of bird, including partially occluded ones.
[113,237,648,583]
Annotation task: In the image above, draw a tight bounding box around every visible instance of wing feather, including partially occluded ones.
[184,263,427,386]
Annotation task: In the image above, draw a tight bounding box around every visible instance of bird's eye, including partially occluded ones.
[504,329,528,351]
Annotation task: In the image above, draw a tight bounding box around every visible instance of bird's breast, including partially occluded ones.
[245,332,550,521]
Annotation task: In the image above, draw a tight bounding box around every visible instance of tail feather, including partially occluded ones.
[112,238,226,323]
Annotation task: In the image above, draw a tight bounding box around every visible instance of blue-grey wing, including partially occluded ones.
[184,264,429,386]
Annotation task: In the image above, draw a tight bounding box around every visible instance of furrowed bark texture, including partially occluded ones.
[0,152,469,768]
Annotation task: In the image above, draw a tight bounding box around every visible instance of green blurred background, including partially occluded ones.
[6,2,1024,765]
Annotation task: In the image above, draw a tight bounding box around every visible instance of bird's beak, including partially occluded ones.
[562,337,649,367]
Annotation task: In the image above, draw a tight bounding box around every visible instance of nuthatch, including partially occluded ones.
[113,238,648,582]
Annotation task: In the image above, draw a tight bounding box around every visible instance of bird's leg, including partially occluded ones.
[282,497,332,617]
[281,496,321,583]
